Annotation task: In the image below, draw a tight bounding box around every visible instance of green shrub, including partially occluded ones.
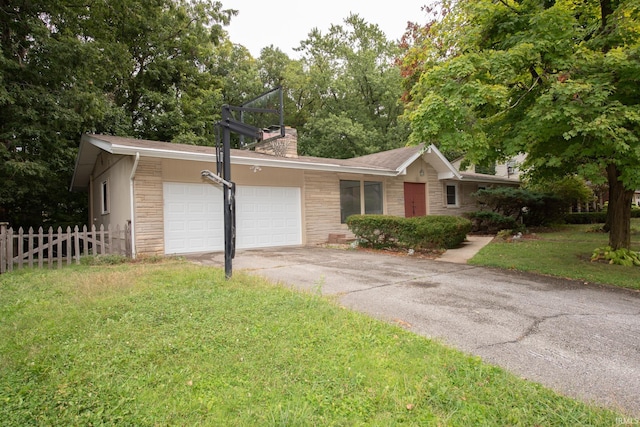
[344,215,403,248]
[591,246,640,267]
[472,187,568,226]
[566,209,640,225]
[565,212,607,224]
[496,229,515,241]
[523,194,566,226]
[346,215,471,250]
[407,215,472,249]
[464,211,519,233]
[473,187,533,219]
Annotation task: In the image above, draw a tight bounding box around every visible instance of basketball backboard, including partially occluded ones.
[236,86,285,147]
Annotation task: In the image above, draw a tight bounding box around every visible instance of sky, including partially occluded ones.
[223,0,434,58]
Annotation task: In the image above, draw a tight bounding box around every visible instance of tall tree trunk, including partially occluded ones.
[606,163,633,250]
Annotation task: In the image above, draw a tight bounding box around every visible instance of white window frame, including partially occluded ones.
[445,183,459,208]
[101,179,110,214]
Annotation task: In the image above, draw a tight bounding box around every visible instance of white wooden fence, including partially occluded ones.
[0,223,131,274]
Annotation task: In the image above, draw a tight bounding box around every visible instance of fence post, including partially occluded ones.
[82,225,89,257]
[7,227,13,272]
[47,227,53,268]
[98,224,105,255]
[57,226,63,269]
[107,224,113,255]
[73,225,80,264]
[37,227,44,269]
[66,226,72,265]
[0,222,7,274]
[28,227,34,268]
[18,227,24,269]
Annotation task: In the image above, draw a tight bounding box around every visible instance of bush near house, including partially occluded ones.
[564,212,608,224]
[565,209,640,225]
[464,211,520,234]
[346,215,471,250]
[469,187,568,230]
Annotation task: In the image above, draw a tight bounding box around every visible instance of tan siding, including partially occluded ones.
[133,158,164,255]
[385,177,405,217]
[426,165,446,215]
[90,153,133,230]
[304,171,347,244]
[161,159,304,186]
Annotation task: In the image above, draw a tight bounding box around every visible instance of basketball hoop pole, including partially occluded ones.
[216,104,263,279]
[208,88,284,279]
[221,106,234,279]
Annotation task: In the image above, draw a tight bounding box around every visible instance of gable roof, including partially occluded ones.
[70,134,515,191]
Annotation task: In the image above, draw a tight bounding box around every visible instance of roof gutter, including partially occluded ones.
[129,152,140,259]
[230,156,401,176]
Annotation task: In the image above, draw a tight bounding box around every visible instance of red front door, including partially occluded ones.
[404,182,426,217]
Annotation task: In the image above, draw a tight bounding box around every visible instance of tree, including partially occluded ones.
[212,41,263,108]
[89,0,235,143]
[0,0,234,226]
[294,14,410,158]
[527,175,595,210]
[402,0,640,250]
[257,46,311,131]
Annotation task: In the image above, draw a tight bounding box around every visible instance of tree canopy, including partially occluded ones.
[0,0,237,226]
[401,0,640,249]
[1,2,411,226]
[295,14,410,158]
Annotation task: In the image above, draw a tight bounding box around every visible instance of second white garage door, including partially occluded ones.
[164,182,302,254]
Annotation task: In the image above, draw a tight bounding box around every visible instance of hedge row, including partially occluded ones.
[346,214,471,250]
[463,211,519,233]
[564,212,608,224]
[565,209,640,224]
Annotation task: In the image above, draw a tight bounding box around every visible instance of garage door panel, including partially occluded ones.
[164,182,224,254]
[236,186,301,249]
[164,183,301,254]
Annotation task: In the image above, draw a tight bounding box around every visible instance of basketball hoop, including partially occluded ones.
[207,87,285,279]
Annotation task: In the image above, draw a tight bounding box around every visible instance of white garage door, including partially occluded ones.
[164,182,224,254]
[163,182,301,254]
[235,186,302,249]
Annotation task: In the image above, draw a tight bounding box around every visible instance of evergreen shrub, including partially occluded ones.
[464,211,519,233]
[346,214,471,250]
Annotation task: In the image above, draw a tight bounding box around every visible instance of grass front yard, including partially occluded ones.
[0,260,623,426]
[469,219,640,290]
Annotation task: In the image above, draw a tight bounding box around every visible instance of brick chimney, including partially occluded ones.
[254,127,298,158]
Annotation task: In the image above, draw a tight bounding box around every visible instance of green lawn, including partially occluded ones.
[0,261,623,426]
[469,219,640,290]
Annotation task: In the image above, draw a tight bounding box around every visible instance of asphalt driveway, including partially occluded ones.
[192,246,640,417]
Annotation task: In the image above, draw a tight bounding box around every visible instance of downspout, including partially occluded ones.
[89,174,94,226]
[129,152,140,259]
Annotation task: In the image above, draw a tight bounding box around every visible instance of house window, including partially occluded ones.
[364,181,383,215]
[340,180,361,223]
[340,180,384,223]
[446,183,458,207]
[101,180,110,214]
